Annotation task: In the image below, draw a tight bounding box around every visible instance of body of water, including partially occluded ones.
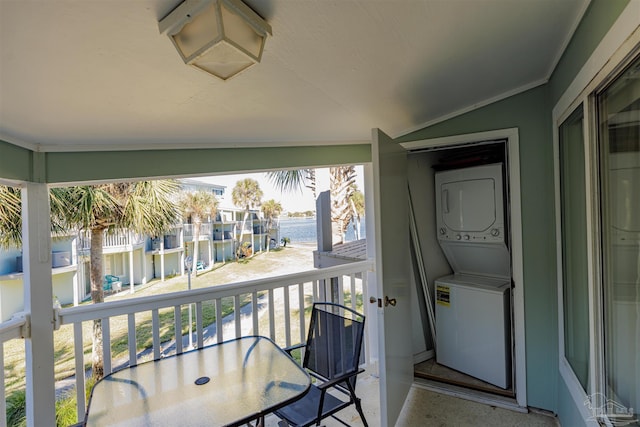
[279,217,366,243]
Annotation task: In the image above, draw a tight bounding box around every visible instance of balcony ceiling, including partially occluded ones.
[0,0,588,151]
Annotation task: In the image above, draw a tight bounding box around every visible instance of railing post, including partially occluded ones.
[22,183,56,427]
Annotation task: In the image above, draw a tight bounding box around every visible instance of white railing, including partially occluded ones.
[78,229,145,250]
[236,221,253,233]
[183,223,212,239]
[200,223,212,237]
[1,313,28,427]
[183,223,194,238]
[55,261,374,424]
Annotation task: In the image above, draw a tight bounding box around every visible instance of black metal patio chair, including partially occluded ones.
[274,302,368,427]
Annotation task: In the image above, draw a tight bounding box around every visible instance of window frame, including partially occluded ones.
[553,23,640,426]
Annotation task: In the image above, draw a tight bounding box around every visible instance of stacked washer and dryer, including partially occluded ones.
[433,163,512,390]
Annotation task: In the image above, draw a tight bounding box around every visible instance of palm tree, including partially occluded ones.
[0,186,70,249]
[1,181,180,380]
[268,166,361,244]
[178,190,218,276]
[267,169,316,199]
[330,166,357,244]
[231,178,263,257]
[67,181,180,379]
[350,189,365,240]
[261,199,282,251]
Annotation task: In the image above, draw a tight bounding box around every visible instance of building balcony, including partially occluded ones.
[78,229,145,254]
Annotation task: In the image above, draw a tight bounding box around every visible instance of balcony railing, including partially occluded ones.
[240,219,255,231]
[183,223,213,240]
[1,261,374,426]
[78,229,145,251]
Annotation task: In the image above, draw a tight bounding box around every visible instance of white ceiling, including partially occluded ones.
[0,0,588,151]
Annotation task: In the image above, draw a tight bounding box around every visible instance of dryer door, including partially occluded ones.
[435,163,505,242]
[441,178,497,233]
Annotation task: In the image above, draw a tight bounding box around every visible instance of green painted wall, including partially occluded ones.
[396,0,631,422]
[0,144,371,184]
[0,140,33,182]
[549,0,631,105]
[398,85,559,411]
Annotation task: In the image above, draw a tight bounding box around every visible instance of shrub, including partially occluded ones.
[6,390,26,427]
[6,377,96,427]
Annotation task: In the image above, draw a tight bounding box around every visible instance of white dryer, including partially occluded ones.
[434,163,510,278]
[433,163,512,389]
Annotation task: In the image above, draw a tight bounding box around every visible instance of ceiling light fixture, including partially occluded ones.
[159,0,272,81]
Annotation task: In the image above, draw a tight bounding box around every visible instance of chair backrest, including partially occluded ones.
[303,302,365,387]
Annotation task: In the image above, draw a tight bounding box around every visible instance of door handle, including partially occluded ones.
[370,296,397,307]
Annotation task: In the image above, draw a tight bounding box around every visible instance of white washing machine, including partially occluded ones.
[434,163,512,389]
[435,274,511,389]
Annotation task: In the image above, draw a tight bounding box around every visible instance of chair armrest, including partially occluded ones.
[282,343,305,356]
[315,368,364,390]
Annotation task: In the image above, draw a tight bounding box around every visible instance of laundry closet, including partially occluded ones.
[407,140,517,397]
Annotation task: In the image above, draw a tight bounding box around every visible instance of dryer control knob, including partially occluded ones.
[463,234,470,240]
[439,227,446,235]
[491,228,500,237]
[455,234,461,240]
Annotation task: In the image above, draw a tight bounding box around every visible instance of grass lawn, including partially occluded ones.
[4,246,317,394]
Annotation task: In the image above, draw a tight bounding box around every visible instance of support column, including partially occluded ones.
[160,239,165,282]
[316,191,332,253]
[71,235,79,306]
[128,247,134,292]
[141,248,147,285]
[22,183,56,427]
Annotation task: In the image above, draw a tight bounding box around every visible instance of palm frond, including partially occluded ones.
[0,185,23,249]
[267,170,307,194]
[122,180,181,236]
[178,189,219,224]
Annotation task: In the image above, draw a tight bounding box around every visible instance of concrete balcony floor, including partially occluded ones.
[263,375,560,426]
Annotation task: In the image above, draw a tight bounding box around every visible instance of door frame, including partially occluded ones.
[401,127,527,408]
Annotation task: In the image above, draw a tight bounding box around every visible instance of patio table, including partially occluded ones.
[84,336,310,427]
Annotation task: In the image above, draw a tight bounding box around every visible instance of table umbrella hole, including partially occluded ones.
[195,376,210,385]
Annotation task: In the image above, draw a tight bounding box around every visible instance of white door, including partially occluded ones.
[371,128,413,426]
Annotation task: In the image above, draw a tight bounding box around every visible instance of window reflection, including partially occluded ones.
[599,55,639,421]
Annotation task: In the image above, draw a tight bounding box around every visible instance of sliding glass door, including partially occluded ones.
[597,55,640,421]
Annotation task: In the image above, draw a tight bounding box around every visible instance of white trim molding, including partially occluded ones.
[401,127,527,408]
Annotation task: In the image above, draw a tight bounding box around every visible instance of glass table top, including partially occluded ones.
[85,336,310,427]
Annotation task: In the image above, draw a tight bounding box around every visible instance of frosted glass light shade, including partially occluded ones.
[159,0,271,81]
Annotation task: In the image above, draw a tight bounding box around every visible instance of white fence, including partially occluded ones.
[43,261,373,425]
